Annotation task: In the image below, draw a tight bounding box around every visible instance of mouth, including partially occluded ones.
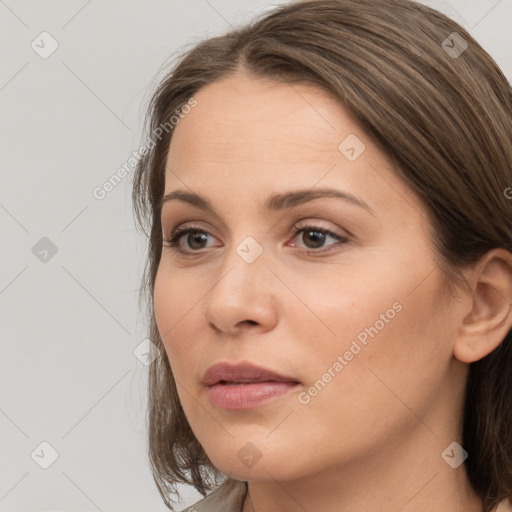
[222,381,262,385]
[218,379,297,385]
[206,380,301,410]
[202,361,300,386]
[201,361,301,410]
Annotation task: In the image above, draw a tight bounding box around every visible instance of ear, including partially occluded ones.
[454,248,512,364]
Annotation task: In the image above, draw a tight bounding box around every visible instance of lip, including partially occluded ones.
[202,361,300,386]
[202,361,301,410]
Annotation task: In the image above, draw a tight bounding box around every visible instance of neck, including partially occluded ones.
[242,425,482,512]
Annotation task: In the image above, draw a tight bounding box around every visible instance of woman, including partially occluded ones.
[132,0,512,511]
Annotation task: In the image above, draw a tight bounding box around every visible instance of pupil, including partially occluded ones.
[304,230,325,248]
[189,232,208,249]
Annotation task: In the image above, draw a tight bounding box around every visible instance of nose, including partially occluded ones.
[203,242,278,336]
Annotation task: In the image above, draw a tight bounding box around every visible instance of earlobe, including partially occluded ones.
[453,249,512,364]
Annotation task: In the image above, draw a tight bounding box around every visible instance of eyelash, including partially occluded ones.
[162,222,349,256]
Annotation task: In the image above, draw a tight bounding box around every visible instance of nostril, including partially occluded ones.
[209,322,222,333]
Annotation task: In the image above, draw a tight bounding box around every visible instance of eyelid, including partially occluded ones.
[293,219,348,239]
[162,219,349,255]
[163,221,221,243]
[162,218,344,242]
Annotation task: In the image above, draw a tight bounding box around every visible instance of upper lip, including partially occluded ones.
[202,361,300,386]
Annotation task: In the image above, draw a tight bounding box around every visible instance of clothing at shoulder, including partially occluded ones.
[179,482,512,512]
[181,478,248,512]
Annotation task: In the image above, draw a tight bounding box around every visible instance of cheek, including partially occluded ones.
[153,267,176,343]
[153,266,200,371]
[283,317,439,473]
[295,267,452,430]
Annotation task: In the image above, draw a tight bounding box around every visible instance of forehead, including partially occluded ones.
[168,73,351,164]
[164,72,428,229]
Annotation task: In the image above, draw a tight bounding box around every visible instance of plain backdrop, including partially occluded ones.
[1,1,511,511]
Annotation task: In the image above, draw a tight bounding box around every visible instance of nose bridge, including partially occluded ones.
[209,234,268,301]
[203,233,275,330]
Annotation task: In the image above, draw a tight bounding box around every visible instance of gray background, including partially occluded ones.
[1,1,511,511]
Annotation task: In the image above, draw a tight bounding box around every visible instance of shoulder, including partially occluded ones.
[181,478,248,512]
[179,483,511,512]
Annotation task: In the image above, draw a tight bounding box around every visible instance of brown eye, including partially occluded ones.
[163,225,217,253]
[162,223,349,256]
[300,229,328,249]
[290,224,348,252]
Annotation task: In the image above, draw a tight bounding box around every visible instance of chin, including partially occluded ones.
[206,444,305,482]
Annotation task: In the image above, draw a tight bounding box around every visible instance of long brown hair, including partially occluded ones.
[132,0,512,510]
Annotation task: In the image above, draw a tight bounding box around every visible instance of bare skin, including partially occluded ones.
[153,71,512,512]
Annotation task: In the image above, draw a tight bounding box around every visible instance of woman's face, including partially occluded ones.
[153,72,466,481]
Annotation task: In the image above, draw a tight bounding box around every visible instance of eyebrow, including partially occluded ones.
[159,188,375,216]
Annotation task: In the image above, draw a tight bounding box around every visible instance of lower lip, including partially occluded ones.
[206,381,300,410]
